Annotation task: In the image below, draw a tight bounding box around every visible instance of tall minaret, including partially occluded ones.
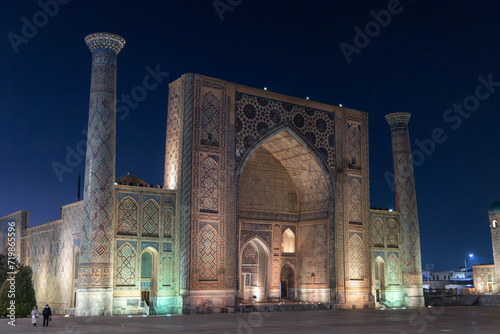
[488,201,500,292]
[77,32,125,316]
[385,112,424,308]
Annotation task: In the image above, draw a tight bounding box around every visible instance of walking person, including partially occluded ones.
[42,304,52,327]
[31,306,39,327]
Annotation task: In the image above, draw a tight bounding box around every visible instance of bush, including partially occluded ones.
[0,266,37,318]
[0,254,8,287]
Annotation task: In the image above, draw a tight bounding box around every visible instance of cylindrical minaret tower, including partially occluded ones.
[385,112,424,308]
[488,201,500,292]
[76,32,125,316]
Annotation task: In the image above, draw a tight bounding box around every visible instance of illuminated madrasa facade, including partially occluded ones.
[0,32,425,315]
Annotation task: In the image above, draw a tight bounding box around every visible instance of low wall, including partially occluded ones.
[425,294,500,306]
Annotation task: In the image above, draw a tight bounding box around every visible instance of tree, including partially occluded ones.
[0,266,37,317]
[0,253,8,287]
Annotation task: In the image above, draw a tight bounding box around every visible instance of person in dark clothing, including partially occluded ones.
[42,304,52,327]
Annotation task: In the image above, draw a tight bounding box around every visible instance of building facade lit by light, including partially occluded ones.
[0,33,426,315]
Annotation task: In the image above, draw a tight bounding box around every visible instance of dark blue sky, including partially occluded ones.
[2,0,500,270]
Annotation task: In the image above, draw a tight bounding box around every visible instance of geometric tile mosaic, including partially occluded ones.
[235,93,335,171]
[299,224,327,284]
[386,219,398,248]
[115,243,136,286]
[349,234,363,280]
[142,199,159,237]
[347,122,361,168]
[198,225,218,281]
[163,256,172,286]
[164,208,173,238]
[348,179,362,223]
[386,254,400,285]
[199,158,218,213]
[201,91,220,147]
[117,196,138,235]
[372,219,384,247]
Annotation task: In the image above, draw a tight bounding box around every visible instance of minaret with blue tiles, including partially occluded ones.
[76,32,125,316]
[386,112,424,308]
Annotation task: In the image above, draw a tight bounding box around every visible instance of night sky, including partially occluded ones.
[2,0,500,271]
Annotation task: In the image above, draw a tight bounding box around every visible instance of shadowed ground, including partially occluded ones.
[2,306,500,333]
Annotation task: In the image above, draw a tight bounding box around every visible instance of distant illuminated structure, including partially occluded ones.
[473,202,500,293]
[0,33,426,315]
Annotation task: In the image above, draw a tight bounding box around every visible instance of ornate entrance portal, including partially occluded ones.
[238,128,331,303]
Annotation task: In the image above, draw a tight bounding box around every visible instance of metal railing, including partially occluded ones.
[378,296,392,308]
[140,301,149,316]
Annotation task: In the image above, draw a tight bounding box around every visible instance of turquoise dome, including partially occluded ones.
[489,201,500,212]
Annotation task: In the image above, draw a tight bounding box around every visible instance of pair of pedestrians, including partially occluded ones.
[31,304,52,327]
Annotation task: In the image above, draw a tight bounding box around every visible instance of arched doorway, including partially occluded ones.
[488,274,493,292]
[240,238,270,302]
[280,263,296,300]
[374,256,385,302]
[140,247,158,307]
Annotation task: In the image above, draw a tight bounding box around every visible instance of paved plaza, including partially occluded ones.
[2,306,500,334]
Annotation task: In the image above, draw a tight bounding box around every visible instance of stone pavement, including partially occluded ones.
[2,306,500,333]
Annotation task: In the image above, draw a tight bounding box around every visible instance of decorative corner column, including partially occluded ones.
[76,32,125,316]
[385,112,424,308]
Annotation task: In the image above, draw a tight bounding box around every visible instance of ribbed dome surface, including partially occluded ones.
[115,174,149,187]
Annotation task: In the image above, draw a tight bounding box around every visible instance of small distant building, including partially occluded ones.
[472,201,500,294]
[472,264,495,293]
[422,268,472,293]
